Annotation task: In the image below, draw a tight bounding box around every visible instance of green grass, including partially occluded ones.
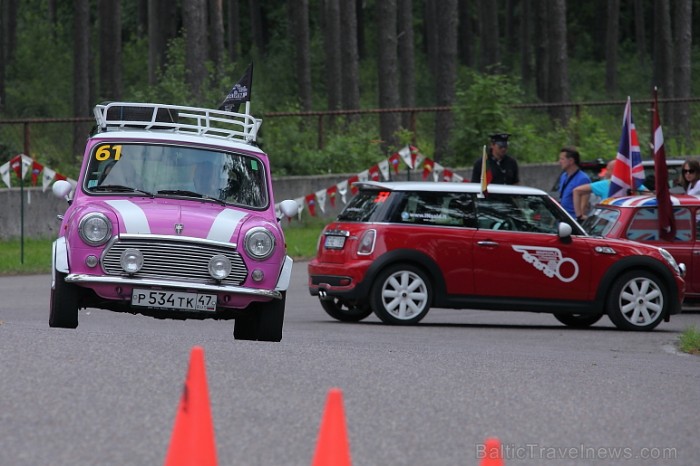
[679,326,700,355]
[0,238,53,275]
[0,220,325,276]
[281,217,327,260]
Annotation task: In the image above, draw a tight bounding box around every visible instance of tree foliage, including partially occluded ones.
[0,0,698,178]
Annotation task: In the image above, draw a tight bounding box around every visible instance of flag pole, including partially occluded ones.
[20,160,25,264]
[627,97,634,195]
[479,145,488,196]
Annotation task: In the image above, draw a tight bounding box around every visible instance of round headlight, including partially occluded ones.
[78,213,112,246]
[659,248,681,276]
[120,248,143,274]
[245,227,275,260]
[208,254,232,280]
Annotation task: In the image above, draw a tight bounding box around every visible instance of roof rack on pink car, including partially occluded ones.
[93,101,262,143]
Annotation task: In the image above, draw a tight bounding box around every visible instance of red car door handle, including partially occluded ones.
[477,241,499,247]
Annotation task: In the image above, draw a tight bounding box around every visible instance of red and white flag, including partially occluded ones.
[652,87,675,241]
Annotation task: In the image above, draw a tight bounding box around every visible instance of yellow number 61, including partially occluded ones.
[95,145,122,161]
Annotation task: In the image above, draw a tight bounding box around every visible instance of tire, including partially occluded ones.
[320,297,372,322]
[49,272,79,329]
[606,270,667,331]
[371,264,432,325]
[554,313,603,328]
[233,292,286,342]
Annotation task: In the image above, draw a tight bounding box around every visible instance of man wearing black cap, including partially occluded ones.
[470,133,520,185]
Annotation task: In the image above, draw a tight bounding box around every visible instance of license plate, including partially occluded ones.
[324,235,346,249]
[131,289,217,311]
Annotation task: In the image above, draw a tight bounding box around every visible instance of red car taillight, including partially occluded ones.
[357,229,376,255]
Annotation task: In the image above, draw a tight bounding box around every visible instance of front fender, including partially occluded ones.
[274,255,294,292]
[53,237,69,274]
[595,256,683,316]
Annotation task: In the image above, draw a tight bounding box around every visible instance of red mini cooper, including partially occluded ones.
[308,182,685,331]
[583,194,700,304]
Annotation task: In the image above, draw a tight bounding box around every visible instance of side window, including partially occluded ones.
[583,208,620,236]
[391,192,476,227]
[626,207,692,242]
[475,194,515,230]
[476,194,563,233]
[337,190,391,222]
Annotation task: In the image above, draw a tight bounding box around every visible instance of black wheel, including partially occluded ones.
[234,292,286,342]
[554,313,603,328]
[606,270,667,331]
[371,264,432,325]
[320,297,372,322]
[49,272,79,329]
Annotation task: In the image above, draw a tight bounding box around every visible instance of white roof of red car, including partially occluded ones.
[600,193,700,207]
[354,181,548,196]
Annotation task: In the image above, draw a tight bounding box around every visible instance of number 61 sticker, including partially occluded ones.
[95,144,123,161]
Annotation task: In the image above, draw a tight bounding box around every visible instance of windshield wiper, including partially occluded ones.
[157,190,227,206]
[90,185,154,197]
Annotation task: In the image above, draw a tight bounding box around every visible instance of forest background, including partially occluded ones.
[0,0,698,181]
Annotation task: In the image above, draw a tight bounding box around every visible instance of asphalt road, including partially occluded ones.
[1,263,699,466]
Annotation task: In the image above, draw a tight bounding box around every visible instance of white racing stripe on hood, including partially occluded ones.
[208,209,248,242]
[105,200,151,233]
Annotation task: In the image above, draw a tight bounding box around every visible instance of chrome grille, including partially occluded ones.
[102,239,247,285]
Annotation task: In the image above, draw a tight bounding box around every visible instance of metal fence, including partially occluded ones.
[1,97,698,179]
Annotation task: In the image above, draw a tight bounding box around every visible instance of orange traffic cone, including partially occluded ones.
[164,346,218,466]
[479,437,504,466]
[311,388,352,466]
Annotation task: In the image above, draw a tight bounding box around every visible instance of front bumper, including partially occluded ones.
[66,274,283,299]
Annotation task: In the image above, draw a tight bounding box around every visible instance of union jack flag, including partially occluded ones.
[626,207,691,242]
[608,97,645,198]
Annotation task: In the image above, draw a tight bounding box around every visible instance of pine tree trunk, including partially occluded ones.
[0,1,5,111]
[673,0,692,147]
[424,0,438,75]
[520,0,533,88]
[340,0,360,112]
[249,0,265,55]
[548,0,569,124]
[479,0,500,72]
[228,0,241,62]
[534,0,549,102]
[99,0,123,100]
[458,0,474,67]
[5,0,18,61]
[433,0,458,162]
[209,0,225,79]
[183,0,208,103]
[293,0,312,111]
[148,0,167,85]
[323,0,341,112]
[653,0,673,124]
[73,0,90,156]
[398,0,415,128]
[605,0,619,96]
[634,0,647,66]
[377,0,401,151]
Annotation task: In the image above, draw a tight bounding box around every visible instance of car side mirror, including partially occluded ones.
[52,180,73,202]
[278,199,299,219]
[558,222,573,240]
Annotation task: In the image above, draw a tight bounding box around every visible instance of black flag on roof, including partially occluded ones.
[219,63,253,112]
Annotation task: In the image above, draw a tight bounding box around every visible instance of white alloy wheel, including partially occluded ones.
[607,271,666,331]
[371,265,431,324]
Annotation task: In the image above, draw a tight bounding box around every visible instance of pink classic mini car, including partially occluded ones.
[50,102,298,341]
